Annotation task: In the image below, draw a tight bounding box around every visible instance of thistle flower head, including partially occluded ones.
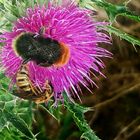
[0,1,111,102]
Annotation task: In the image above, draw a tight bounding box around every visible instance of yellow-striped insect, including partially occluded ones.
[13,64,53,104]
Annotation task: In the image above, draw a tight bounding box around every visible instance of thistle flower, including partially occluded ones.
[0,1,111,102]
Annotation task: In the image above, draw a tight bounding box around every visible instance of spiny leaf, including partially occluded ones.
[81,130,99,140]
[0,0,49,20]
[0,75,34,138]
[92,0,140,22]
[3,110,35,139]
[0,0,50,32]
[63,92,100,140]
[0,98,35,139]
[106,25,140,47]
[0,0,25,20]
[80,0,140,23]
[0,127,23,140]
[39,100,63,122]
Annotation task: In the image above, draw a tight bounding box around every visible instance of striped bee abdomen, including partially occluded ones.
[14,63,54,104]
[16,64,32,92]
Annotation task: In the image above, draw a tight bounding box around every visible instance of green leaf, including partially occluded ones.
[16,101,34,126]
[0,73,6,80]
[39,100,62,122]
[0,109,7,132]
[0,0,50,20]
[81,130,99,140]
[80,0,140,22]
[63,92,100,140]
[106,25,140,47]
[3,110,35,139]
[0,98,35,139]
[0,75,35,138]
[0,73,10,91]
[0,126,24,140]
[37,0,49,7]
[0,0,50,32]
[79,0,100,11]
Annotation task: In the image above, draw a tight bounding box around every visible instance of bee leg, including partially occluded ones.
[44,92,54,104]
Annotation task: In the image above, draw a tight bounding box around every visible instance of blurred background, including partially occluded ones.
[33,0,140,140]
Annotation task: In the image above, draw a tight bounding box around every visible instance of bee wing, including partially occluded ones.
[12,89,33,99]
[12,89,43,101]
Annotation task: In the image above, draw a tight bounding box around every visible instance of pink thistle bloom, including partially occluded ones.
[0,1,112,102]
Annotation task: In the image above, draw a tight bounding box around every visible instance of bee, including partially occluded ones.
[13,63,53,104]
[12,27,70,67]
